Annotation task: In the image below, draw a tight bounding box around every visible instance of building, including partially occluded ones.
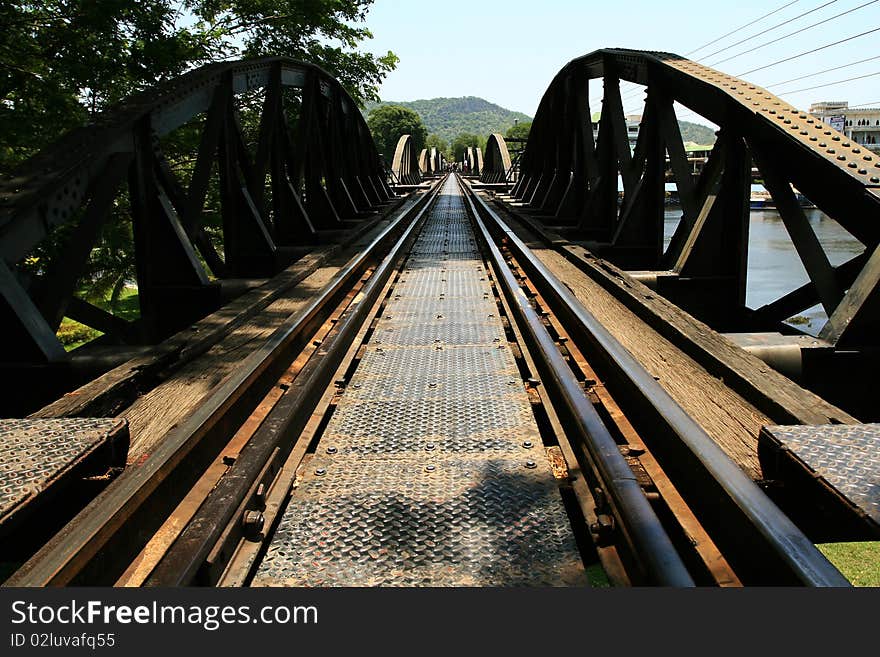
[590,112,641,151]
[809,101,880,153]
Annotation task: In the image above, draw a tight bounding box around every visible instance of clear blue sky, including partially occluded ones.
[359,0,880,120]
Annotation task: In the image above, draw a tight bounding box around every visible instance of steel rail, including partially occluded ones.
[144,176,447,585]
[459,175,695,586]
[4,183,439,587]
[461,179,849,586]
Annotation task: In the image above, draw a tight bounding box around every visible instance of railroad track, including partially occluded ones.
[4,174,847,587]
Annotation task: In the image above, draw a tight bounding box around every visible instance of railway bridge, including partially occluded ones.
[1,50,878,587]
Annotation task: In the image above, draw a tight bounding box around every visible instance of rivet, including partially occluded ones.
[522,440,534,448]
[859,169,868,175]
[425,464,436,472]
[848,162,857,168]
[525,460,537,469]
[315,468,326,476]
[326,446,338,454]
[426,443,435,451]
[871,177,880,183]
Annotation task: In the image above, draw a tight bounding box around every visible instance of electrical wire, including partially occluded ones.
[710,0,879,67]
[685,0,802,56]
[739,25,880,75]
[776,69,880,94]
[768,53,880,86]
[700,0,838,61]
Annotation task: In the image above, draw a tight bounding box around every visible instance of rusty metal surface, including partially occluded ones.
[0,418,128,525]
[254,176,585,586]
[761,424,880,526]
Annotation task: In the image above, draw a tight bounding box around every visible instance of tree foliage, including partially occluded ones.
[1,1,397,173]
[505,120,531,141]
[1,1,397,320]
[451,133,485,162]
[366,105,427,163]
[365,96,531,144]
[425,134,450,161]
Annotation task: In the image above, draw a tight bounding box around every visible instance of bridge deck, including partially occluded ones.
[253,177,586,586]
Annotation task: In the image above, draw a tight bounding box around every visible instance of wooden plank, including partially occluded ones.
[486,194,857,472]
[32,194,413,421]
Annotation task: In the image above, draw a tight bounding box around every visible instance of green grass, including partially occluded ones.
[817,542,880,586]
[56,287,140,351]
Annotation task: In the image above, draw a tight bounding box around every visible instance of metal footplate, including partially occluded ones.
[759,423,880,536]
[0,418,129,535]
[254,177,586,586]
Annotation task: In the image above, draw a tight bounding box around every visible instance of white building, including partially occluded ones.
[590,112,641,151]
[809,101,880,153]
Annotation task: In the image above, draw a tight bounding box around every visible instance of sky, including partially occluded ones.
[358,0,880,122]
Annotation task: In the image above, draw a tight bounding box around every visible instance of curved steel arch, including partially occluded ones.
[430,147,444,174]
[418,148,431,175]
[0,57,393,364]
[391,134,422,185]
[513,48,880,348]
[463,146,483,176]
[481,133,512,183]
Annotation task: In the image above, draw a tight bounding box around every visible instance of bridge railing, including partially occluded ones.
[511,48,880,349]
[0,58,392,366]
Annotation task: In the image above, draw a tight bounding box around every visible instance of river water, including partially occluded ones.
[663,207,865,335]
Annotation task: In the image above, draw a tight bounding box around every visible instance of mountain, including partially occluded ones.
[679,120,716,145]
[363,95,717,147]
[364,96,532,143]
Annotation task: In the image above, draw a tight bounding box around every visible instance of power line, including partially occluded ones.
[776,69,880,94]
[608,0,851,107]
[768,54,880,86]
[739,25,880,75]
[685,0,801,56]
[700,0,838,61]
[710,0,880,67]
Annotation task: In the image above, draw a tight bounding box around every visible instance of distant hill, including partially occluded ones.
[364,96,531,143]
[363,96,716,146]
[679,120,716,145]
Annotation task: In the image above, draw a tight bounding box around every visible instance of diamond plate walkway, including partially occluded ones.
[253,177,586,586]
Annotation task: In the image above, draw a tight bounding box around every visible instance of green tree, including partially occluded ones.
[505,120,532,141]
[366,105,427,163]
[451,132,486,162]
[1,1,397,323]
[1,1,398,173]
[425,134,450,160]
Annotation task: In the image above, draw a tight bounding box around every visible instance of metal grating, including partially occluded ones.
[0,418,128,527]
[760,424,880,526]
[255,177,585,586]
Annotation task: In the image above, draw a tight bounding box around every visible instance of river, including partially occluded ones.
[663,207,865,335]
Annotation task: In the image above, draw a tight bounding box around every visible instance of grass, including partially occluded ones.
[57,287,140,351]
[817,542,880,586]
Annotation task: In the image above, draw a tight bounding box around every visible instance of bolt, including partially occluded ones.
[242,510,265,537]
[326,446,338,454]
[315,467,327,476]
[525,460,537,469]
